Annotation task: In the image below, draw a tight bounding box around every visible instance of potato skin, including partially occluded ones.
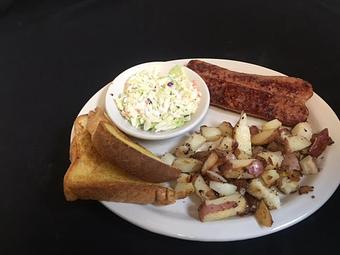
[92,122,180,183]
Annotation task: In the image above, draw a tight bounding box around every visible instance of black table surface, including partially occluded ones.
[1,1,339,254]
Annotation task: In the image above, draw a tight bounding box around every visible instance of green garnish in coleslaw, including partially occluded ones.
[115,65,201,132]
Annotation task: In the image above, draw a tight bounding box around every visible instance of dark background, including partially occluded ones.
[0,0,339,254]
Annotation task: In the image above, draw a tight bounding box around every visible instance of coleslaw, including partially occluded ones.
[115,65,201,132]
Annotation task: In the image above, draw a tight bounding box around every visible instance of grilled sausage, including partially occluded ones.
[187,60,313,126]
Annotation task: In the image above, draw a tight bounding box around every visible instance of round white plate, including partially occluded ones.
[77,59,340,241]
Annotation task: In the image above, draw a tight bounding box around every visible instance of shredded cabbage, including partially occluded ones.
[115,65,201,132]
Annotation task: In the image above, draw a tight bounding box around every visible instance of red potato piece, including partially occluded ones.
[221,168,255,179]
[193,174,217,200]
[206,170,227,183]
[176,173,192,183]
[255,200,273,227]
[277,176,300,194]
[196,137,223,152]
[252,146,265,156]
[172,158,203,173]
[280,153,301,171]
[251,129,279,146]
[261,169,280,187]
[233,112,252,157]
[283,135,311,153]
[209,181,237,196]
[228,179,249,192]
[262,119,282,130]
[219,160,255,179]
[244,193,259,214]
[250,125,260,136]
[214,149,236,161]
[218,136,235,152]
[228,159,264,177]
[218,121,234,137]
[198,193,247,222]
[309,128,334,158]
[201,151,219,175]
[191,151,211,162]
[300,155,319,175]
[200,126,222,141]
[175,182,195,199]
[246,159,264,177]
[267,141,285,152]
[256,151,283,170]
[247,179,280,209]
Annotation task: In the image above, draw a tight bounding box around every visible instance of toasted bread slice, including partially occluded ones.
[64,115,176,205]
[90,107,181,183]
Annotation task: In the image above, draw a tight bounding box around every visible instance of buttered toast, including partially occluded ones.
[63,115,176,205]
[89,108,180,182]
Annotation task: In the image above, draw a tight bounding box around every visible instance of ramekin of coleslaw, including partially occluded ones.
[105,61,210,140]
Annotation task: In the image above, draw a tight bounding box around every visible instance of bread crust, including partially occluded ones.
[66,179,175,205]
[63,115,176,205]
[92,121,180,183]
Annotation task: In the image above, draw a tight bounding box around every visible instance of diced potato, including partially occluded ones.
[200,126,222,141]
[251,129,278,145]
[172,158,202,173]
[196,137,222,152]
[262,119,282,130]
[275,128,291,144]
[218,136,234,152]
[284,135,311,153]
[291,122,313,140]
[160,153,176,166]
[244,192,258,213]
[255,200,273,227]
[277,176,299,194]
[209,181,237,196]
[280,153,301,171]
[175,145,191,158]
[261,169,280,187]
[257,151,283,170]
[206,170,227,183]
[247,179,280,209]
[309,128,333,158]
[229,159,255,169]
[218,121,233,137]
[221,167,254,179]
[191,151,210,162]
[175,182,195,199]
[198,193,247,222]
[250,125,260,136]
[300,155,318,175]
[176,173,192,183]
[246,159,264,177]
[201,151,219,175]
[220,159,264,178]
[235,149,252,160]
[233,112,252,158]
[184,133,207,152]
[266,141,285,152]
[193,174,217,200]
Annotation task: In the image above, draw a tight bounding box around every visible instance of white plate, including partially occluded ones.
[77,58,340,241]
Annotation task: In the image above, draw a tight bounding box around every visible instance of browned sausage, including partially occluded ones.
[187,60,313,126]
